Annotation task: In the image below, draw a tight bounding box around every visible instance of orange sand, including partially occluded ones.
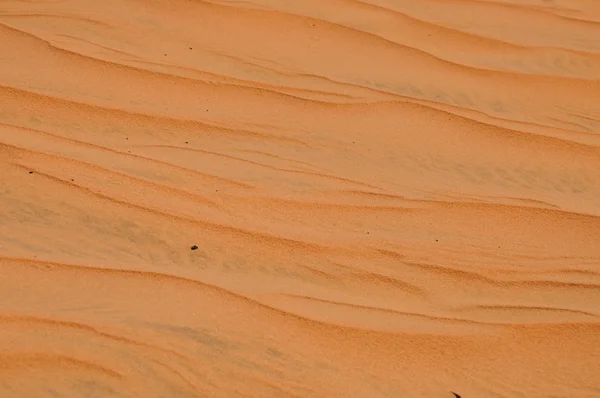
[1,0,600,396]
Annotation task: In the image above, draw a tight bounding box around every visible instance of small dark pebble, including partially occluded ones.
[29,171,33,174]
[189,47,192,50]
[451,392,461,398]
[436,239,439,242]
[185,141,189,144]
[191,245,198,250]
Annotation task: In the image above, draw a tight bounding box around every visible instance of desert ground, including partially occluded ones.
[1,0,600,397]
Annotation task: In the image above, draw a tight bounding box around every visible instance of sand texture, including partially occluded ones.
[2,0,600,397]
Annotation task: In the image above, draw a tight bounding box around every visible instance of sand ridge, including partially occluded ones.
[1,0,600,396]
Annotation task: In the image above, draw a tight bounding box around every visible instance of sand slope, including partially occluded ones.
[1,0,600,396]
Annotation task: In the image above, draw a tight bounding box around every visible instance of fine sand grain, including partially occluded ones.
[1,0,600,397]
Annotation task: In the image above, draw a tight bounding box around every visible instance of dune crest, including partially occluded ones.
[1,0,599,396]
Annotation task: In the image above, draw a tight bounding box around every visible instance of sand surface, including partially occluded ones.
[2,0,600,397]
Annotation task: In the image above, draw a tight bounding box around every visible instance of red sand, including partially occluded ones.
[1,0,600,396]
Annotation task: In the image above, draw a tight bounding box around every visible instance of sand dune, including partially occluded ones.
[1,0,600,396]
